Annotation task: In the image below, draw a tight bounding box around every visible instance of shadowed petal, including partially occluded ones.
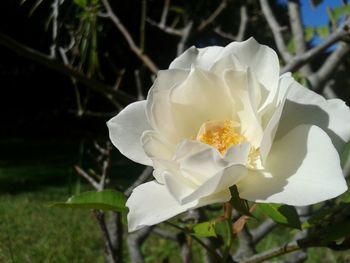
[238,125,347,206]
[107,101,151,166]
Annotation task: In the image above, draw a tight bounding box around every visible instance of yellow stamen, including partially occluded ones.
[197,120,246,155]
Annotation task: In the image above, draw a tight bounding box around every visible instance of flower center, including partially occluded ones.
[196,120,246,155]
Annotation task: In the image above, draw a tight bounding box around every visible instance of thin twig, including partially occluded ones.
[160,0,170,27]
[0,32,136,105]
[240,240,304,263]
[100,0,159,74]
[177,21,193,56]
[124,166,153,196]
[214,5,248,41]
[197,0,228,32]
[74,165,100,189]
[260,0,291,62]
[94,210,118,263]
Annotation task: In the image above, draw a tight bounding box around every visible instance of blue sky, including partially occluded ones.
[277,0,345,49]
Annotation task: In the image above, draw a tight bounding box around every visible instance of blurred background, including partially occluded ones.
[1,0,350,262]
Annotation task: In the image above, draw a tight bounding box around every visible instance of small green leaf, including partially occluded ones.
[316,25,330,39]
[192,221,217,238]
[230,186,252,217]
[74,0,87,8]
[52,190,128,212]
[341,140,350,168]
[304,27,315,42]
[258,204,301,229]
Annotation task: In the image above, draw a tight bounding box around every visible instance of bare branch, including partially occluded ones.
[160,0,170,27]
[124,166,153,196]
[309,42,350,92]
[251,219,277,244]
[147,18,183,36]
[234,226,256,261]
[287,0,312,74]
[100,0,159,74]
[94,210,119,263]
[134,69,145,100]
[240,240,304,263]
[236,6,248,41]
[214,6,248,41]
[197,0,228,32]
[260,0,292,62]
[177,21,193,56]
[74,165,100,189]
[282,17,350,73]
[127,227,153,263]
[0,33,136,105]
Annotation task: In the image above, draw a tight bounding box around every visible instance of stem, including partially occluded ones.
[223,202,233,262]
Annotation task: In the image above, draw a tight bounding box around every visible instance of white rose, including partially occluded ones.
[108,38,350,232]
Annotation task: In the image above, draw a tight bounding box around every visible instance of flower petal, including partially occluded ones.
[146,69,190,142]
[107,101,152,166]
[260,75,292,164]
[277,79,350,152]
[168,38,280,93]
[126,181,196,232]
[224,69,263,147]
[127,181,231,232]
[238,124,347,206]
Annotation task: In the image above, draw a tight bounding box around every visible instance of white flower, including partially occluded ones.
[108,38,350,232]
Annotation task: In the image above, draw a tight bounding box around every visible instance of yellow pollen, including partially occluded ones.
[197,120,246,155]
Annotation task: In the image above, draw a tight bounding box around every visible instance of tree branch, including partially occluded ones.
[287,0,312,74]
[251,219,277,244]
[100,0,159,74]
[240,240,307,263]
[282,17,350,73]
[197,0,228,32]
[124,166,153,196]
[0,32,136,105]
[260,0,292,62]
[309,42,350,92]
[215,6,248,41]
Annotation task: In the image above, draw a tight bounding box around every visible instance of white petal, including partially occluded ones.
[221,38,280,94]
[174,140,250,184]
[146,69,190,143]
[223,69,263,147]
[127,181,231,232]
[277,79,350,152]
[169,46,223,70]
[107,101,152,166]
[260,76,292,164]
[126,181,196,232]
[168,68,234,140]
[168,38,280,93]
[238,125,347,206]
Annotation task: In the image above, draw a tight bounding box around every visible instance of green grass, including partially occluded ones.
[0,187,104,263]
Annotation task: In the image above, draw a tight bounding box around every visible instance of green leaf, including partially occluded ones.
[52,190,128,212]
[258,204,301,229]
[341,140,350,168]
[230,186,252,217]
[192,221,217,238]
[316,25,330,39]
[304,27,315,42]
[74,0,88,8]
[332,5,350,22]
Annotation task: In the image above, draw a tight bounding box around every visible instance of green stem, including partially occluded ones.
[223,202,233,262]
